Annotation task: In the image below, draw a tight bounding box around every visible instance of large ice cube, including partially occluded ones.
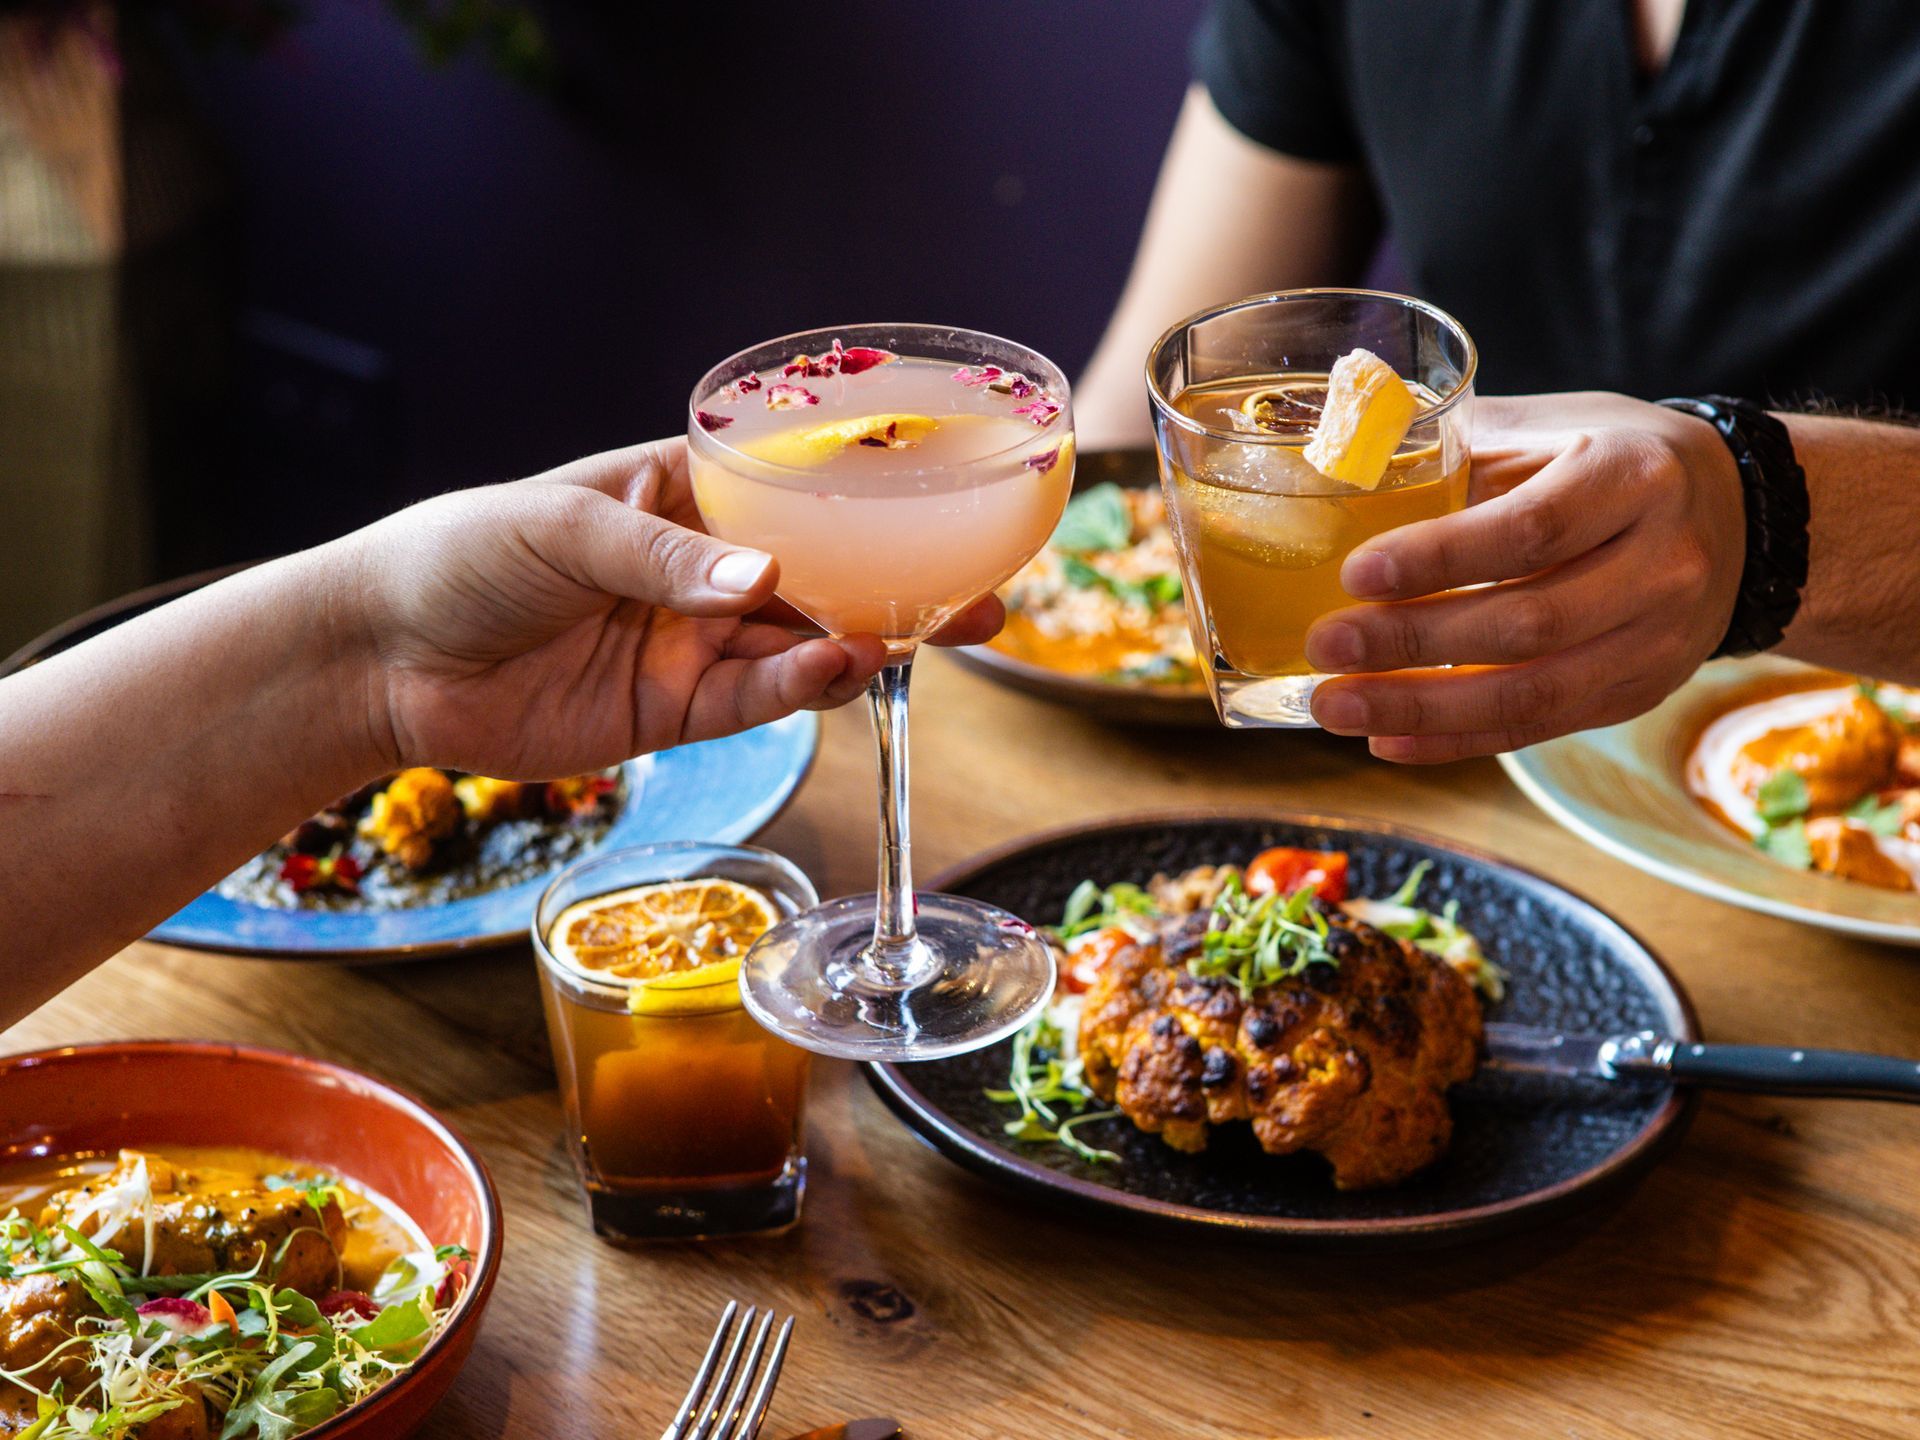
[1197,441,1326,496]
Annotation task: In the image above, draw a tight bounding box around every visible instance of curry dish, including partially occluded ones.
[993,849,1503,1190]
[1687,676,1920,892]
[0,1147,468,1439]
[217,766,624,911]
[991,483,1198,686]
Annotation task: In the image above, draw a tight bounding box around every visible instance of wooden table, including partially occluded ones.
[9,652,1920,1439]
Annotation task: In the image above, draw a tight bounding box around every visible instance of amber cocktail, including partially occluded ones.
[1149,291,1476,728]
[534,843,815,1241]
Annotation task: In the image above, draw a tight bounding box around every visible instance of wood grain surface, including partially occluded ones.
[7,652,1918,1439]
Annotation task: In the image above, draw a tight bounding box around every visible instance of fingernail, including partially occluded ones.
[1314,687,1369,733]
[1344,549,1397,599]
[710,550,772,594]
[1307,621,1363,671]
[1370,736,1416,762]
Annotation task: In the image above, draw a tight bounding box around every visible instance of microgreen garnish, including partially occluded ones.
[985,1011,1121,1165]
[1187,873,1337,997]
[1755,768,1811,824]
[1049,879,1158,942]
[693,409,733,432]
[1049,482,1131,553]
[764,382,819,410]
[1341,861,1507,1002]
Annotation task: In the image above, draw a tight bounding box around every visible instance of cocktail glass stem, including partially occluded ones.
[862,655,928,984]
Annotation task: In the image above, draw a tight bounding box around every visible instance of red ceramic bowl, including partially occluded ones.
[0,1041,503,1439]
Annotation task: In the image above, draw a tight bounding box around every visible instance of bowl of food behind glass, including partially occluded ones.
[0,1042,502,1440]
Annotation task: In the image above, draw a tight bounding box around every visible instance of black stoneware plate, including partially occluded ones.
[945,447,1216,726]
[867,811,1699,1250]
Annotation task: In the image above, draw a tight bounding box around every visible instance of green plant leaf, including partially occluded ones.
[1756,769,1811,824]
[1049,483,1133,552]
[1757,819,1813,869]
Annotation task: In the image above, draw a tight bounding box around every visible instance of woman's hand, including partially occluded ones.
[343,438,1001,778]
[1304,393,1746,762]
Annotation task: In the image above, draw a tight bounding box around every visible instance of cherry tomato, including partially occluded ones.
[1061,926,1134,994]
[1244,847,1349,903]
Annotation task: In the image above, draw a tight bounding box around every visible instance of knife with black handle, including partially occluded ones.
[1484,1022,1920,1101]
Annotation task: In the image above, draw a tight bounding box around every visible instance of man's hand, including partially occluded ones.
[1304,393,1746,762]
[343,438,1002,778]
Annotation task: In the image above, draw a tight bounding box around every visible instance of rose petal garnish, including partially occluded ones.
[694,410,733,431]
[1024,444,1061,472]
[1008,375,1036,398]
[953,364,1004,387]
[766,383,820,410]
[837,346,896,375]
[717,372,763,403]
[1012,396,1062,427]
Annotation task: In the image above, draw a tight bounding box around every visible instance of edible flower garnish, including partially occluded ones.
[278,849,362,896]
[1187,873,1337,997]
[984,1009,1121,1165]
[764,382,820,410]
[544,774,618,818]
[782,338,898,379]
[1011,396,1062,427]
[716,372,764,403]
[693,409,733,432]
[1024,443,1063,472]
[953,364,1004,386]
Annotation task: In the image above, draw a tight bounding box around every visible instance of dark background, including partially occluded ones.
[0,2,1207,651]
[162,1,1202,561]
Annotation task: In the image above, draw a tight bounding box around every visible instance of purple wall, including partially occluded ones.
[162,2,1203,547]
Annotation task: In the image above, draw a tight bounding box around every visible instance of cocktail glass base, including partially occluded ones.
[741,892,1056,1062]
[582,1157,805,1243]
[1210,670,1323,728]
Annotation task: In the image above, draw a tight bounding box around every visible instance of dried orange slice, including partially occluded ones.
[1301,349,1418,490]
[547,877,777,989]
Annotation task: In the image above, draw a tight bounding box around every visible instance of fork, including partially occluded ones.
[659,1301,796,1440]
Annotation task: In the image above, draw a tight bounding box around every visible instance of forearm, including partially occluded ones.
[1775,411,1920,682]
[0,545,383,1018]
[1076,85,1377,449]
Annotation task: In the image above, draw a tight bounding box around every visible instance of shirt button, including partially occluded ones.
[1633,123,1657,148]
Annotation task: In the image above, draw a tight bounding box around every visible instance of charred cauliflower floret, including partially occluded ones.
[358,768,460,871]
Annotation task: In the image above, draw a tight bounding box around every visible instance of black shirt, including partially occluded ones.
[1193,0,1920,409]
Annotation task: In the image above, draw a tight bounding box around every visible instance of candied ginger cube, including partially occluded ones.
[1300,349,1416,490]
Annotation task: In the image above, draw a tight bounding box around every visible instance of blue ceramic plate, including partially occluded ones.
[1,565,819,961]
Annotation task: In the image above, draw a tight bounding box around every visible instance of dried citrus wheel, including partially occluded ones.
[1238,378,1327,436]
[547,878,777,987]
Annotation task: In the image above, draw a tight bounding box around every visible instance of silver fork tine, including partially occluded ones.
[660,1302,739,1440]
[732,1315,794,1440]
[706,1309,775,1440]
[684,1306,759,1440]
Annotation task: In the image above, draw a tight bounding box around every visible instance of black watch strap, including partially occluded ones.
[1657,395,1810,659]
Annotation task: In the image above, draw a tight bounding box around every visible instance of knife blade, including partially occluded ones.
[1484,1022,1920,1101]
[776,1419,901,1440]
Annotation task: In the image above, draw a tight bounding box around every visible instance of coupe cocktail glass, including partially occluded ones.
[1148,289,1476,728]
[687,324,1074,1060]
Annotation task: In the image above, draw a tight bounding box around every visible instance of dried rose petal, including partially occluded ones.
[717,372,764,403]
[952,364,1004,387]
[1024,444,1062,472]
[1007,375,1037,398]
[1012,396,1062,427]
[766,383,820,410]
[694,410,733,432]
[783,342,843,379]
[856,436,887,447]
[837,345,896,375]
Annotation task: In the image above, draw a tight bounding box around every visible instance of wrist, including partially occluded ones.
[277,537,402,781]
